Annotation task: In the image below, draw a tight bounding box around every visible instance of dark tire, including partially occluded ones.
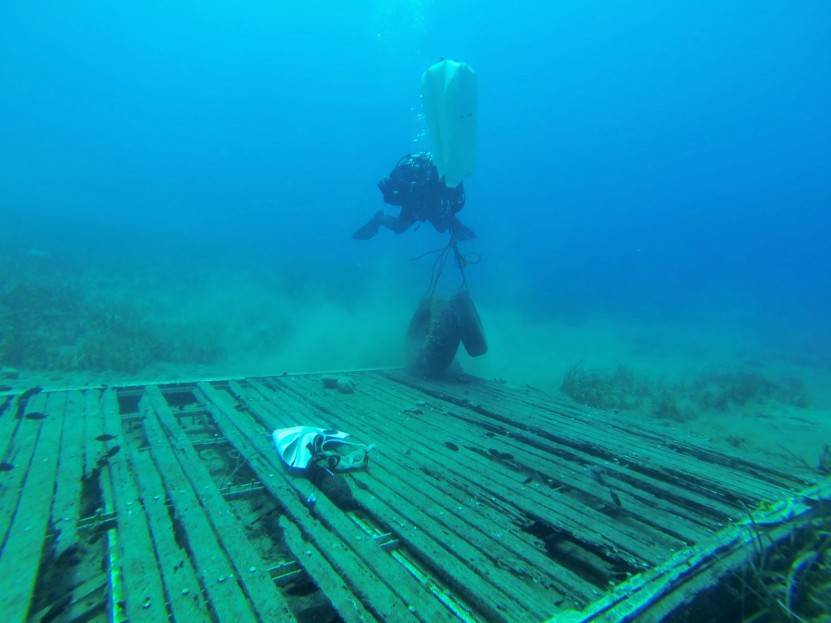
[405,297,461,376]
[452,291,487,357]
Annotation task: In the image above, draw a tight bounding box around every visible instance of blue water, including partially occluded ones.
[1,1,829,377]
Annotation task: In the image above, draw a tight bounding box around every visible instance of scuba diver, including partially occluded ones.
[352,152,477,241]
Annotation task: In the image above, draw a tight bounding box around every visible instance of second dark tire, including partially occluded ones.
[451,291,487,357]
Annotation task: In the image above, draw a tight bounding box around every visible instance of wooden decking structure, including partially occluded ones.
[0,370,828,623]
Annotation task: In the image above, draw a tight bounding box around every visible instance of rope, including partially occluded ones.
[410,236,480,300]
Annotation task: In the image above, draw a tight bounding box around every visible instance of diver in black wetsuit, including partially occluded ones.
[352,152,476,241]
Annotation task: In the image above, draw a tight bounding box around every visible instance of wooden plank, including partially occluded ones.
[99,388,127,623]
[0,391,66,622]
[143,384,297,623]
[237,378,588,617]
[83,388,105,478]
[249,376,656,607]
[552,482,831,623]
[196,381,431,622]
[138,390,262,623]
[469,377,812,490]
[264,376,669,566]
[330,376,717,547]
[362,376,732,527]
[0,392,48,551]
[129,446,213,622]
[235,381,541,620]
[371,373,801,525]
[99,388,171,623]
[351,473,554,621]
[432,391,758,526]
[0,392,22,460]
[0,371,815,623]
[399,373,806,502]
[51,390,86,556]
[279,516,380,623]
[197,381,455,623]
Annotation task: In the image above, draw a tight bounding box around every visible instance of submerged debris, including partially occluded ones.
[307,463,355,510]
[320,376,356,394]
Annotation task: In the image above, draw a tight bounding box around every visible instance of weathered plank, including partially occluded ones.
[236,377,580,618]
[1,370,822,623]
[0,391,66,622]
[550,482,831,623]
[395,373,803,501]
[369,372,803,533]
[129,447,212,622]
[83,388,106,478]
[0,392,22,461]
[139,391,261,623]
[51,390,86,556]
[144,384,297,623]
[100,387,170,623]
[197,381,456,623]
[0,392,48,551]
[99,388,127,623]
[361,375,734,532]
[279,516,380,623]
[264,376,669,565]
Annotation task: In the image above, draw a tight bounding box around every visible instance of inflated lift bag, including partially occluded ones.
[421,60,477,188]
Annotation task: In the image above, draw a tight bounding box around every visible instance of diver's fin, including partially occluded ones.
[421,60,477,188]
[351,212,382,240]
[451,217,476,241]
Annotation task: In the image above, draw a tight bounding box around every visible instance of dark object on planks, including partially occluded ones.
[307,461,356,511]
